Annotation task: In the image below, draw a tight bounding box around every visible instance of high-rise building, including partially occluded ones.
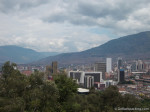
[52,61,58,74]
[118,69,125,83]
[131,61,136,72]
[84,72,103,83]
[95,62,106,79]
[117,58,122,69]
[68,71,84,86]
[136,60,144,72]
[84,75,94,88]
[46,65,52,75]
[68,71,102,86]
[106,58,112,73]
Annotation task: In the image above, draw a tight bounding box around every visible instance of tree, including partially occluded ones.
[54,74,78,103]
[122,94,141,108]
[0,62,27,112]
[101,86,123,112]
[24,72,61,112]
[54,74,78,111]
[141,98,150,108]
[0,62,61,112]
[1,61,17,79]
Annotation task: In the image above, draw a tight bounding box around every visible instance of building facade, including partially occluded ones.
[52,61,58,74]
[117,58,122,69]
[106,58,112,73]
[95,62,106,79]
[84,75,94,88]
[68,71,102,86]
[68,71,84,85]
[118,69,125,83]
[84,72,103,83]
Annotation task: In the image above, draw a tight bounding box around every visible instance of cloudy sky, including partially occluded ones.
[0,0,150,52]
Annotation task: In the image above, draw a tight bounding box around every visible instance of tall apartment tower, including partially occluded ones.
[118,69,125,83]
[136,60,144,72]
[95,62,106,80]
[52,61,58,74]
[117,58,122,69]
[131,61,137,72]
[106,58,112,73]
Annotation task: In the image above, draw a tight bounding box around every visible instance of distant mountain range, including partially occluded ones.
[0,45,59,64]
[0,31,150,65]
[33,31,150,66]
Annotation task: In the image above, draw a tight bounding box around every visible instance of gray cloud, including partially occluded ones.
[0,0,49,13]
[43,0,150,35]
[0,0,150,52]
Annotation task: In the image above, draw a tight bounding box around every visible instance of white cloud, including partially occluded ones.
[0,0,150,52]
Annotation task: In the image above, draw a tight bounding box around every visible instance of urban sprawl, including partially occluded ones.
[7,58,150,98]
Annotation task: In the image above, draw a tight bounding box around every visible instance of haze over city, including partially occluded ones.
[0,0,150,52]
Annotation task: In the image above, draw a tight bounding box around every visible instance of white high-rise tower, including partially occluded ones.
[106,58,112,73]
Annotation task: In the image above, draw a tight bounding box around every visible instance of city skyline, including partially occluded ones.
[0,0,150,52]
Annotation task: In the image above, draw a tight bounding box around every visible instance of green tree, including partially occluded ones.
[101,86,123,112]
[24,72,60,112]
[54,74,78,103]
[122,94,141,108]
[54,74,78,111]
[141,98,150,108]
[0,62,61,112]
[0,61,27,112]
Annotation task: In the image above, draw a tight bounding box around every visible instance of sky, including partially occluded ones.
[0,0,150,52]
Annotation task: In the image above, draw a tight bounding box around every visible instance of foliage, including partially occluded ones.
[54,74,78,111]
[54,74,78,103]
[141,98,150,108]
[119,80,134,84]
[0,62,60,112]
[122,94,141,108]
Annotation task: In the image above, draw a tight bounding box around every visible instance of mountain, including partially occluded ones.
[33,31,150,66]
[40,52,60,57]
[0,45,59,64]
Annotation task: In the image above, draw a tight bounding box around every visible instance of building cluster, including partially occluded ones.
[10,61,58,78]
[17,65,45,76]
[46,61,58,75]
[68,58,118,90]
[45,61,58,80]
[67,58,150,98]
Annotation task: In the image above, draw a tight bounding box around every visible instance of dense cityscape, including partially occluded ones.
[10,58,150,99]
[1,58,150,98]
[0,58,150,111]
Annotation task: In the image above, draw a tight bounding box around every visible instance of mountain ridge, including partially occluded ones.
[33,31,150,66]
[0,45,60,64]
